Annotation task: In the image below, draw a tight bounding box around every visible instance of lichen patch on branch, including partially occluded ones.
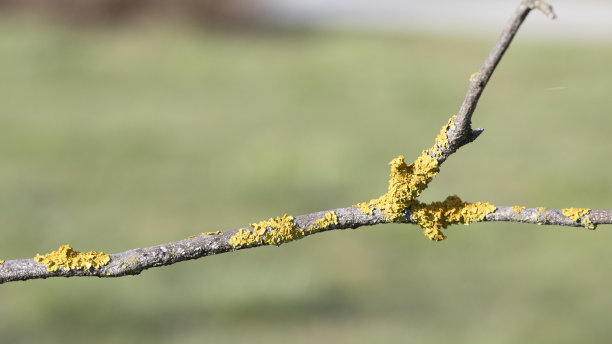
[252,214,303,245]
[562,208,590,222]
[411,196,496,241]
[352,114,495,242]
[430,115,456,158]
[582,217,595,229]
[511,206,526,214]
[33,244,110,272]
[306,211,338,234]
[562,207,594,229]
[229,229,261,248]
[355,153,439,221]
[355,116,459,221]
[229,214,304,248]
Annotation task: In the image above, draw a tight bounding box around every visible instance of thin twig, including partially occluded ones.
[440,0,556,162]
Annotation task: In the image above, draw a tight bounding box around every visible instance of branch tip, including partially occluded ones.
[527,0,556,19]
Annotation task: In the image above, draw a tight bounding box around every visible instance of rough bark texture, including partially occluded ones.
[1,0,610,284]
[2,205,611,283]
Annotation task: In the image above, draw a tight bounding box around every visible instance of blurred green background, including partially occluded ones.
[1,7,612,344]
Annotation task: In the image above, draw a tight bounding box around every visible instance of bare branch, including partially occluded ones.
[440,0,556,162]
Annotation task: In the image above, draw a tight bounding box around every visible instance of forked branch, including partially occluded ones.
[2,0,610,284]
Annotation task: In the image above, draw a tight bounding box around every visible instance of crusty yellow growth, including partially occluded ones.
[354,117,460,221]
[511,206,526,214]
[562,208,591,222]
[0,260,4,264]
[357,202,374,215]
[582,217,595,229]
[253,214,302,245]
[356,153,439,221]
[411,195,496,241]
[230,214,303,248]
[562,208,594,229]
[316,211,338,229]
[33,244,110,272]
[229,229,261,248]
[306,211,338,233]
[430,115,456,158]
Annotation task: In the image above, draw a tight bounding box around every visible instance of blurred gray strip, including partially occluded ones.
[259,0,612,41]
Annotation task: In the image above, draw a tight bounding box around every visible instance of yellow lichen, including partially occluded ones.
[251,214,303,245]
[581,217,595,229]
[229,214,302,248]
[411,195,496,241]
[430,115,456,158]
[357,202,374,215]
[33,244,110,272]
[0,260,4,264]
[306,211,339,233]
[511,206,526,214]
[316,211,338,229]
[355,153,439,221]
[229,229,261,248]
[354,117,461,221]
[470,72,478,82]
[562,207,591,222]
[562,208,594,229]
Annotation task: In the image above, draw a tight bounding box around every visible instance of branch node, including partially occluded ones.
[470,128,484,142]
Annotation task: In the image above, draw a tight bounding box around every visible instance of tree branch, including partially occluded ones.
[440,0,556,162]
[2,0,609,284]
[1,204,611,283]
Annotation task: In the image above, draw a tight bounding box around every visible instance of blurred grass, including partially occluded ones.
[1,14,612,344]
